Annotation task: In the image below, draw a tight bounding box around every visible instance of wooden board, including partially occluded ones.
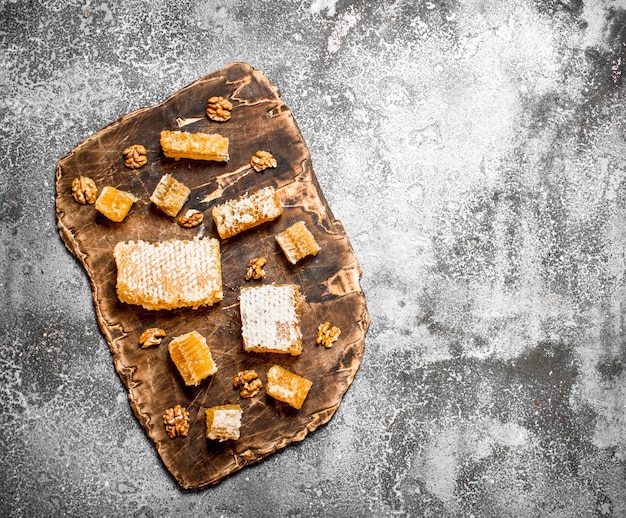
[55,63,369,489]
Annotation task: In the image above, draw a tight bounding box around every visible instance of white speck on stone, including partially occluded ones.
[326,6,360,57]
[309,0,338,17]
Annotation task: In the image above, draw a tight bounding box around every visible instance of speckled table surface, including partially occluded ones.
[1,1,625,516]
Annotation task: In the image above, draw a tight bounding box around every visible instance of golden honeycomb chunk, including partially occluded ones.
[205,404,242,441]
[212,186,283,239]
[114,237,222,310]
[160,130,229,162]
[239,284,302,356]
[94,186,138,222]
[150,174,191,217]
[266,365,312,410]
[275,220,320,264]
[168,331,217,386]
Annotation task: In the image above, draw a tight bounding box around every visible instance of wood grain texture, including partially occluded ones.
[55,62,369,489]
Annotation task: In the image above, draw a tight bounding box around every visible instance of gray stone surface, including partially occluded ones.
[1,0,625,516]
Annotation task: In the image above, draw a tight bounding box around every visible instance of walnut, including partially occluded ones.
[178,209,204,228]
[163,404,190,439]
[250,150,277,172]
[71,175,98,204]
[244,257,267,280]
[316,322,341,348]
[123,144,147,169]
[206,96,232,122]
[233,370,263,398]
[138,327,166,348]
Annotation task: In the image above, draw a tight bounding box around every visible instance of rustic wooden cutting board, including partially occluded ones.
[55,62,369,488]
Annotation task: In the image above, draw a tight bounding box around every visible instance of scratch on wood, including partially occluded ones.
[322,263,362,297]
[278,181,336,233]
[266,105,287,118]
[176,116,204,128]
[199,165,253,204]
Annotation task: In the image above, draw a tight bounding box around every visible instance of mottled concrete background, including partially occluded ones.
[1,0,625,516]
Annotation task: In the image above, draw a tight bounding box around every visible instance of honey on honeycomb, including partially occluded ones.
[275,221,320,264]
[160,130,229,162]
[239,284,302,356]
[211,186,283,239]
[150,174,191,217]
[94,185,138,222]
[168,330,218,386]
[114,237,222,311]
[266,365,312,410]
[205,404,242,441]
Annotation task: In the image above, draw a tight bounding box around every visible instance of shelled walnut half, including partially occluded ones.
[123,144,147,169]
[250,150,277,172]
[233,370,263,398]
[244,257,267,280]
[206,96,232,122]
[71,176,98,204]
[316,322,341,348]
[178,209,204,228]
[139,327,166,348]
[163,405,190,439]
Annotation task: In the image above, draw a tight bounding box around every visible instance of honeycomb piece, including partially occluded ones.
[168,331,217,386]
[239,284,302,356]
[205,404,242,441]
[150,174,191,217]
[266,365,312,410]
[114,237,222,310]
[211,186,283,240]
[275,221,320,264]
[160,130,229,162]
[94,186,137,222]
